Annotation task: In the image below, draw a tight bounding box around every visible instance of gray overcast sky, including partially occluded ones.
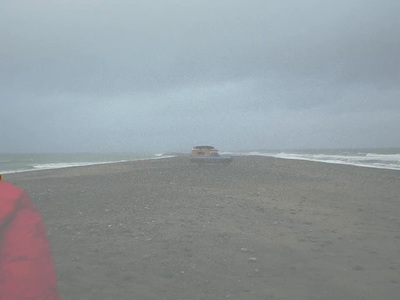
[1,0,400,153]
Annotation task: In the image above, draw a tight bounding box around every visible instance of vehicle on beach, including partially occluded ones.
[190,146,232,165]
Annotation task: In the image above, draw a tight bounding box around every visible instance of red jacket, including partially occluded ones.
[0,181,59,300]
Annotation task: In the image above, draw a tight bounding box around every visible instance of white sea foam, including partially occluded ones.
[150,155,176,160]
[241,151,400,171]
[0,154,176,174]
[32,161,128,170]
[1,160,128,174]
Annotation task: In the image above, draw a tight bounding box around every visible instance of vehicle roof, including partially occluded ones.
[193,146,216,149]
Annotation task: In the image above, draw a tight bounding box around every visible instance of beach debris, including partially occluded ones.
[218,232,229,238]
[255,206,264,212]
[240,247,254,253]
[248,257,257,262]
[353,265,365,271]
[123,275,133,281]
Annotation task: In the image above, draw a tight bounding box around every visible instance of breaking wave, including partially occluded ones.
[240,151,400,171]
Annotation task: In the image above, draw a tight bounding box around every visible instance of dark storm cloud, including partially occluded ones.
[1,0,400,152]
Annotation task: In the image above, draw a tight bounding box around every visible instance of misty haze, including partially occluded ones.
[1,1,400,300]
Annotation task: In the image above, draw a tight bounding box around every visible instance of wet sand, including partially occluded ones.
[5,156,400,300]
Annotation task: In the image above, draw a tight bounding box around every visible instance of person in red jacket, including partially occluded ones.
[0,180,59,300]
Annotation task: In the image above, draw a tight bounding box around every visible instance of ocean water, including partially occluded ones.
[0,153,174,174]
[2,149,400,174]
[223,148,400,171]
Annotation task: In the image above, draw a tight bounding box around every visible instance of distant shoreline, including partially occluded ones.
[0,154,178,175]
[2,152,400,178]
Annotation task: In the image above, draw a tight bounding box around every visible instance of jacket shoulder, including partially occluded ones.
[0,182,26,219]
[0,181,24,201]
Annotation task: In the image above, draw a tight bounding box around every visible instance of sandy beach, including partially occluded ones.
[5,156,400,300]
